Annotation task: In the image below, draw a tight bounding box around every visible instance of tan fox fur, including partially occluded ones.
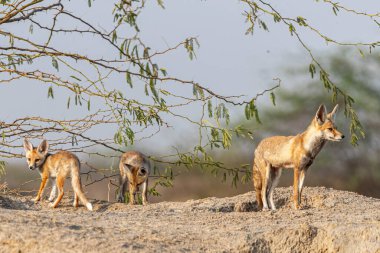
[117,151,150,205]
[252,104,344,210]
[23,139,93,211]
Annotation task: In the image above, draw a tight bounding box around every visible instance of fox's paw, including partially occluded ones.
[117,195,124,203]
[262,207,270,212]
[45,198,55,203]
[32,197,40,203]
[86,203,93,211]
[142,201,149,206]
[48,203,56,208]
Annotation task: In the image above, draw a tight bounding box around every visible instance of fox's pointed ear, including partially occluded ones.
[23,139,33,153]
[123,163,133,171]
[327,104,339,121]
[37,139,49,155]
[315,104,327,125]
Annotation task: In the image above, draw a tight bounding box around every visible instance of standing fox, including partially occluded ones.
[23,139,93,211]
[253,104,344,210]
[117,151,150,205]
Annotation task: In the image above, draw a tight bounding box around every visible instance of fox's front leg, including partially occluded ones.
[293,168,300,209]
[117,175,127,203]
[298,169,307,206]
[33,176,48,203]
[129,183,137,205]
[141,179,148,205]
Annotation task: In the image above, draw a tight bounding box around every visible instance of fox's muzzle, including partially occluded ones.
[332,135,345,142]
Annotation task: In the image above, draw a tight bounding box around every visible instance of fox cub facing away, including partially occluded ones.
[117,151,150,205]
[23,139,93,211]
[253,104,344,210]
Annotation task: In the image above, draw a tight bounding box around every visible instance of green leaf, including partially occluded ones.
[160,68,167,76]
[51,57,59,71]
[144,83,149,96]
[357,48,365,58]
[126,72,133,88]
[143,47,150,58]
[221,129,232,149]
[207,100,213,117]
[288,23,295,36]
[309,63,316,78]
[254,107,261,124]
[47,86,54,99]
[259,20,268,31]
[70,75,82,81]
[332,6,339,16]
[273,13,281,23]
[296,16,307,26]
[270,92,276,106]
[245,104,251,120]
[157,0,165,8]
[112,30,117,43]
[150,79,159,101]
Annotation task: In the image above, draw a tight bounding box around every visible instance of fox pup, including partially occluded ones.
[23,139,93,211]
[117,151,150,205]
[253,104,344,210]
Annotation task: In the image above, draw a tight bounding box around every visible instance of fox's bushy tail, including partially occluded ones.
[71,172,93,211]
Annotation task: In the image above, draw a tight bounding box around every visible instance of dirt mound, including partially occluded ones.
[0,187,379,252]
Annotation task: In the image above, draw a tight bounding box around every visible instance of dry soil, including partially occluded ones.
[0,187,379,253]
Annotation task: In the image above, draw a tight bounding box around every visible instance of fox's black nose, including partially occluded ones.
[342,135,345,139]
[29,166,34,170]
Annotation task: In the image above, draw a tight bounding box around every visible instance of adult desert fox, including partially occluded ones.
[117,151,150,205]
[252,104,344,210]
[23,139,93,211]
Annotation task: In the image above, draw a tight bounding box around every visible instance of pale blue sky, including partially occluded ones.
[1,0,379,153]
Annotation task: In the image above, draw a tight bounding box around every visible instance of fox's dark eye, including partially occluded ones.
[328,128,333,131]
[35,159,40,163]
[27,158,31,162]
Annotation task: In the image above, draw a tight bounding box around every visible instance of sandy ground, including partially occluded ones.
[0,187,379,253]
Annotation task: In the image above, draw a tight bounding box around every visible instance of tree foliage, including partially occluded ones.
[0,0,378,192]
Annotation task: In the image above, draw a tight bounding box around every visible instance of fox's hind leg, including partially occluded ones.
[47,179,57,202]
[268,168,282,210]
[73,193,79,207]
[261,164,272,210]
[253,163,263,210]
[50,176,65,208]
